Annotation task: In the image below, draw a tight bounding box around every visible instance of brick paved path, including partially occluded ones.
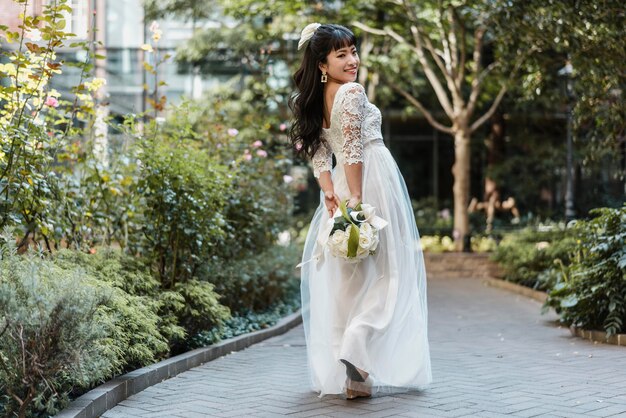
[103,277,626,417]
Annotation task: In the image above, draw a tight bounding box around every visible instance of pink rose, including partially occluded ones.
[45,97,59,108]
[252,140,263,148]
[279,123,287,131]
[227,128,239,137]
[295,142,303,151]
[244,154,252,161]
[216,143,222,149]
[256,150,268,158]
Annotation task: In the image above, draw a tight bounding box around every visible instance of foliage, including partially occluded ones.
[190,296,300,348]
[420,234,497,253]
[0,235,116,418]
[179,84,294,260]
[0,0,106,251]
[545,206,626,335]
[53,241,231,353]
[412,197,453,235]
[135,122,230,285]
[200,244,300,315]
[492,0,625,157]
[491,226,577,290]
[51,249,176,361]
[169,279,231,350]
[52,130,141,252]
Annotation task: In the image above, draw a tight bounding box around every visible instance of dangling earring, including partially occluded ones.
[321,71,327,83]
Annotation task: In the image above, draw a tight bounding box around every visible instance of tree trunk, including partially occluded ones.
[484,111,505,232]
[452,126,471,251]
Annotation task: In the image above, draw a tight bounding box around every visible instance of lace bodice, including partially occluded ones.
[312,83,383,178]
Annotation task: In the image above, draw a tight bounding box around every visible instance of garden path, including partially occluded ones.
[102,276,626,417]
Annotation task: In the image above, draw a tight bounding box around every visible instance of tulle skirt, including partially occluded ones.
[300,140,432,396]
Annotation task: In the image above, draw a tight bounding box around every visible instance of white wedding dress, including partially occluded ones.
[300,82,432,396]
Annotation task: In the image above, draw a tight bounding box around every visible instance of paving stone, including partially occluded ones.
[102,276,626,417]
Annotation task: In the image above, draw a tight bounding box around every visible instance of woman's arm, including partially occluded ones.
[312,141,340,216]
[340,84,366,208]
[344,163,362,208]
[318,171,340,217]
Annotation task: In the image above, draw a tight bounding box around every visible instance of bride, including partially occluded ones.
[290,23,432,399]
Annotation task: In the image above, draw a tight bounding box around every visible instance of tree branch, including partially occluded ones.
[352,21,455,119]
[453,7,467,88]
[437,0,452,73]
[403,1,451,82]
[467,61,498,115]
[470,85,507,132]
[389,83,454,134]
[351,21,386,36]
[470,27,486,86]
[447,6,459,77]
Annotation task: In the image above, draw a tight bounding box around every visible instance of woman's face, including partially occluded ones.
[320,44,359,84]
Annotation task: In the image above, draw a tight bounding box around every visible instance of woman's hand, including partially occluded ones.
[324,191,341,217]
[346,195,361,209]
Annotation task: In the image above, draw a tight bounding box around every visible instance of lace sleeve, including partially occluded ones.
[311,141,332,178]
[340,84,367,165]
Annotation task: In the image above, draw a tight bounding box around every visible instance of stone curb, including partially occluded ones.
[569,326,626,346]
[55,310,303,418]
[483,277,626,347]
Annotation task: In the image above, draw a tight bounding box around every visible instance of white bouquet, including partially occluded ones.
[325,201,388,263]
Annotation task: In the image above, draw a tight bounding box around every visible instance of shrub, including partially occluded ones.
[412,197,453,235]
[420,234,497,253]
[491,226,577,290]
[136,131,230,286]
[169,279,231,352]
[0,238,116,418]
[201,244,300,315]
[545,206,626,335]
[52,249,179,356]
[191,297,300,348]
[52,248,230,353]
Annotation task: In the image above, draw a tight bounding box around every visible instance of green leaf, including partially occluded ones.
[340,199,350,222]
[347,223,359,258]
[560,295,578,308]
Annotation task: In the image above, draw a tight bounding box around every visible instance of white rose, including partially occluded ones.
[359,229,372,250]
[328,230,346,257]
[359,222,373,239]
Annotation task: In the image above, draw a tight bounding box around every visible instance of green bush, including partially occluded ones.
[412,197,453,235]
[201,245,300,315]
[491,226,577,290]
[180,87,293,260]
[52,249,179,357]
[136,131,230,286]
[191,297,300,348]
[52,249,230,353]
[0,238,116,418]
[52,136,141,252]
[545,207,626,335]
[420,234,497,253]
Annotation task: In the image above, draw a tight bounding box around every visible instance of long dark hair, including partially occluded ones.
[289,24,357,159]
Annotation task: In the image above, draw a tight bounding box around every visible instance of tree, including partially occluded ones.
[490,0,625,217]
[353,0,530,250]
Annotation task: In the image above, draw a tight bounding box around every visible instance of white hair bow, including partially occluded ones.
[298,23,321,50]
